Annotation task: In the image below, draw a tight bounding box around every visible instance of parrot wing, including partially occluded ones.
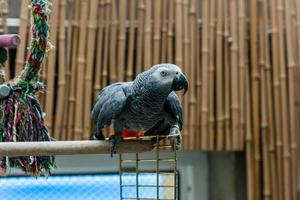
[164,91,183,130]
[144,91,183,136]
[91,82,132,137]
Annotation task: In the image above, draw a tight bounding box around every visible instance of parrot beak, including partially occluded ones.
[172,73,189,95]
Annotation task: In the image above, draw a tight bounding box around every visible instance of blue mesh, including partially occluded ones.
[0,173,175,200]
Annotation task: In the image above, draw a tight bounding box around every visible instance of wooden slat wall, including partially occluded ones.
[5,0,300,199]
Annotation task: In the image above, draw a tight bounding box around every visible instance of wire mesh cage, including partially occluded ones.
[119,136,178,200]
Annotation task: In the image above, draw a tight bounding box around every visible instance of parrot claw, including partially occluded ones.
[108,135,123,157]
[168,129,181,150]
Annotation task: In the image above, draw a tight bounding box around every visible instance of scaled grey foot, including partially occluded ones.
[168,125,181,150]
[108,134,122,157]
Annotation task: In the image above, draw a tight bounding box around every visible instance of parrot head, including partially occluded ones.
[148,63,189,94]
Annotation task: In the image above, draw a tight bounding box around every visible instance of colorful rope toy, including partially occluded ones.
[0,0,54,176]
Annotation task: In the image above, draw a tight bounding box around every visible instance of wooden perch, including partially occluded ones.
[0,140,154,156]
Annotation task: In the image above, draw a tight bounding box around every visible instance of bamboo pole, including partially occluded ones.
[45,0,59,136]
[153,0,161,64]
[83,0,99,139]
[200,0,209,150]
[101,0,110,88]
[1,0,8,34]
[117,0,126,82]
[262,1,278,199]
[15,1,29,75]
[161,0,168,63]
[74,0,89,140]
[0,140,153,156]
[246,63,255,200]
[62,0,75,140]
[223,0,231,150]
[229,0,239,150]
[136,0,145,74]
[249,0,261,198]
[277,0,292,199]
[208,0,216,150]
[109,0,117,83]
[167,0,174,62]
[94,0,105,100]
[285,0,298,199]
[182,0,190,149]
[175,0,183,68]
[67,0,80,140]
[126,0,135,82]
[295,0,300,197]
[195,9,202,150]
[2,0,9,79]
[101,0,112,137]
[215,0,224,150]
[144,0,152,68]
[258,4,271,199]
[270,0,284,198]
[188,0,197,150]
[54,0,67,140]
[238,0,246,150]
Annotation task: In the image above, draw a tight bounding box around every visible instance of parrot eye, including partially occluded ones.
[161,71,167,76]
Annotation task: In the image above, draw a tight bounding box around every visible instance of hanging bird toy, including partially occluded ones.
[0,0,54,176]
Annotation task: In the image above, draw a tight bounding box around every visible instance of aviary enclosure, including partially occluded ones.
[0,0,300,200]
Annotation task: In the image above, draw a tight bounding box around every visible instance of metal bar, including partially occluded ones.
[123,198,173,200]
[120,171,174,175]
[135,153,139,199]
[122,185,175,188]
[156,135,160,200]
[0,140,153,156]
[121,158,176,163]
[173,143,177,200]
[119,154,123,200]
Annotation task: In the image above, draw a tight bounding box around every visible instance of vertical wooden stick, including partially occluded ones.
[285,0,298,199]
[83,0,99,139]
[74,0,88,140]
[270,0,284,198]
[15,1,29,75]
[249,0,261,198]
[277,0,292,199]
[201,0,209,150]
[54,0,67,140]
[126,0,135,82]
[215,0,224,150]
[182,0,190,149]
[223,0,231,150]
[153,0,161,64]
[109,0,117,83]
[136,0,145,74]
[238,0,246,150]
[188,0,198,149]
[229,0,239,150]
[246,65,255,200]
[144,0,152,68]
[160,0,168,63]
[67,0,80,140]
[45,0,59,136]
[94,0,105,100]
[208,0,216,150]
[167,0,174,62]
[117,0,126,82]
[262,1,278,199]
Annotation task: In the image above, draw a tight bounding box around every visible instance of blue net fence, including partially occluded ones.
[0,173,175,200]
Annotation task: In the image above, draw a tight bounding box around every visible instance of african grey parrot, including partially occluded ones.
[91,63,188,156]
